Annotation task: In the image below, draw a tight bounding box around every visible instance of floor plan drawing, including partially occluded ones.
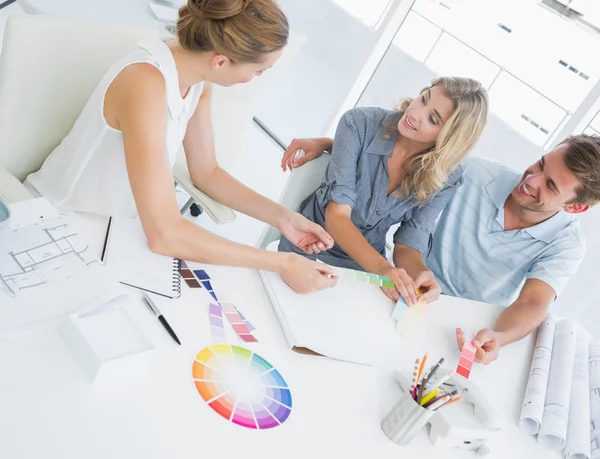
[0,219,99,298]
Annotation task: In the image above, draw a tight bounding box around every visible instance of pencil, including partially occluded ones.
[435,396,464,410]
[416,353,428,387]
[410,358,420,399]
[423,392,447,408]
[417,376,428,404]
[425,357,444,386]
[426,395,451,411]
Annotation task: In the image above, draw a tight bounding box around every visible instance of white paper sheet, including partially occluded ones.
[0,199,121,335]
[519,316,556,435]
[590,342,600,459]
[538,319,578,450]
[260,268,407,366]
[565,330,591,459]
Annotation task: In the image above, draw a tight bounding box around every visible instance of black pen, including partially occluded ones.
[142,293,181,345]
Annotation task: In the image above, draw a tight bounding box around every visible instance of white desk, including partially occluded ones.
[0,214,561,459]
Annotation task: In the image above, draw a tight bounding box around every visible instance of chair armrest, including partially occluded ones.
[172,153,236,224]
[0,167,34,203]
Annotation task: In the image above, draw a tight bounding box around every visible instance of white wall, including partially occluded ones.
[255,0,380,144]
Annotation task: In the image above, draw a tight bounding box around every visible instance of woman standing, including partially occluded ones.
[27,0,337,293]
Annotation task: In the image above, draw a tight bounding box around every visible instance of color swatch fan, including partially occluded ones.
[192,344,292,429]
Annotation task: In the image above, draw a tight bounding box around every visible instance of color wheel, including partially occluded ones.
[192,344,292,429]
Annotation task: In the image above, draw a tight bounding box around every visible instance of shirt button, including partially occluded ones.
[376,210,382,216]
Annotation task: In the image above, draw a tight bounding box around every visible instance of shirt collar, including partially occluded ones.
[364,112,399,157]
[486,173,574,243]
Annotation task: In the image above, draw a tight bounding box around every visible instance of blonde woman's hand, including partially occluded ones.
[281,138,327,172]
[277,210,334,254]
[378,266,419,306]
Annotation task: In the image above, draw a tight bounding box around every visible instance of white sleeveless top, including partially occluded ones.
[26,38,204,217]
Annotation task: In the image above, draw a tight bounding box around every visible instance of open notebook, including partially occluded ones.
[258,267,410,366]
[101,217,181,299]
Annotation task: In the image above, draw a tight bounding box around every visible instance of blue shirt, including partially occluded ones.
[279,107,463,270]
[415,157,586,306]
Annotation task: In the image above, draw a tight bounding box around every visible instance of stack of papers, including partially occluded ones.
[0,198,123,337]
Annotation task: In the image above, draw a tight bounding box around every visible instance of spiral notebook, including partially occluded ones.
[101,216,181,299]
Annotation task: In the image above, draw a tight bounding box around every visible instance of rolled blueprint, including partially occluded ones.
[565,330,591,459]
[519,316,556,435]
[590,342,600,459]
[538,319,578,450]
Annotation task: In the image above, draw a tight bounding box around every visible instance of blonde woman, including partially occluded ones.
[26,0,337,294]
[279,77,488,304]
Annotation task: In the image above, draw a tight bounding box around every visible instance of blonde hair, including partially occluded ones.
[176,0,289,63]
[389,76,488,201]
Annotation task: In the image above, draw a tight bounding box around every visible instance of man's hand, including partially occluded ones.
[456,328,501,365]
[281,138,327,172]
[278,211,334,254]
[381,269,441,304]
[277,253,338,293]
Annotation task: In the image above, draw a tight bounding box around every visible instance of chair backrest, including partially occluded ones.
[256,153,330,249]
[0,15,159,181]
[209,32,305,169]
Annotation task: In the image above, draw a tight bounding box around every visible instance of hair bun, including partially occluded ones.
[188,0,251,21]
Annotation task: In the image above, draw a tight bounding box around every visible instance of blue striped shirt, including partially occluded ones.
[418,157,585,306]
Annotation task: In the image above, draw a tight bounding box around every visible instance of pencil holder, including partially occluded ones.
[381,390,436,446]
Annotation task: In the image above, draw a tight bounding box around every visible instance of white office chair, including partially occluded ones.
[0,15,159,203]
[255,151,396,256]
[173,32,305,224]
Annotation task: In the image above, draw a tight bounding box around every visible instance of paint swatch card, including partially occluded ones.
[395,302,428,342]
[456,340,477,379]
[330,266,395,288]
[391,288,425,321]
[180,261,258,343]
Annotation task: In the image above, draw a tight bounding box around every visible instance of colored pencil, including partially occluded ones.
[426,395,451,411]
[417,376,428,404]
[416,353,428,387]
[423,392,447,408]
[436,396,464,410]
[410,358,420,399]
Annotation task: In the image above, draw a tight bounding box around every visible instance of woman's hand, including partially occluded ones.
[281,138,328,172]
[277,253,338,293]
[277,210,334,254]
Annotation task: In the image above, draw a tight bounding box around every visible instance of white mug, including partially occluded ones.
[0,199,11,231]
